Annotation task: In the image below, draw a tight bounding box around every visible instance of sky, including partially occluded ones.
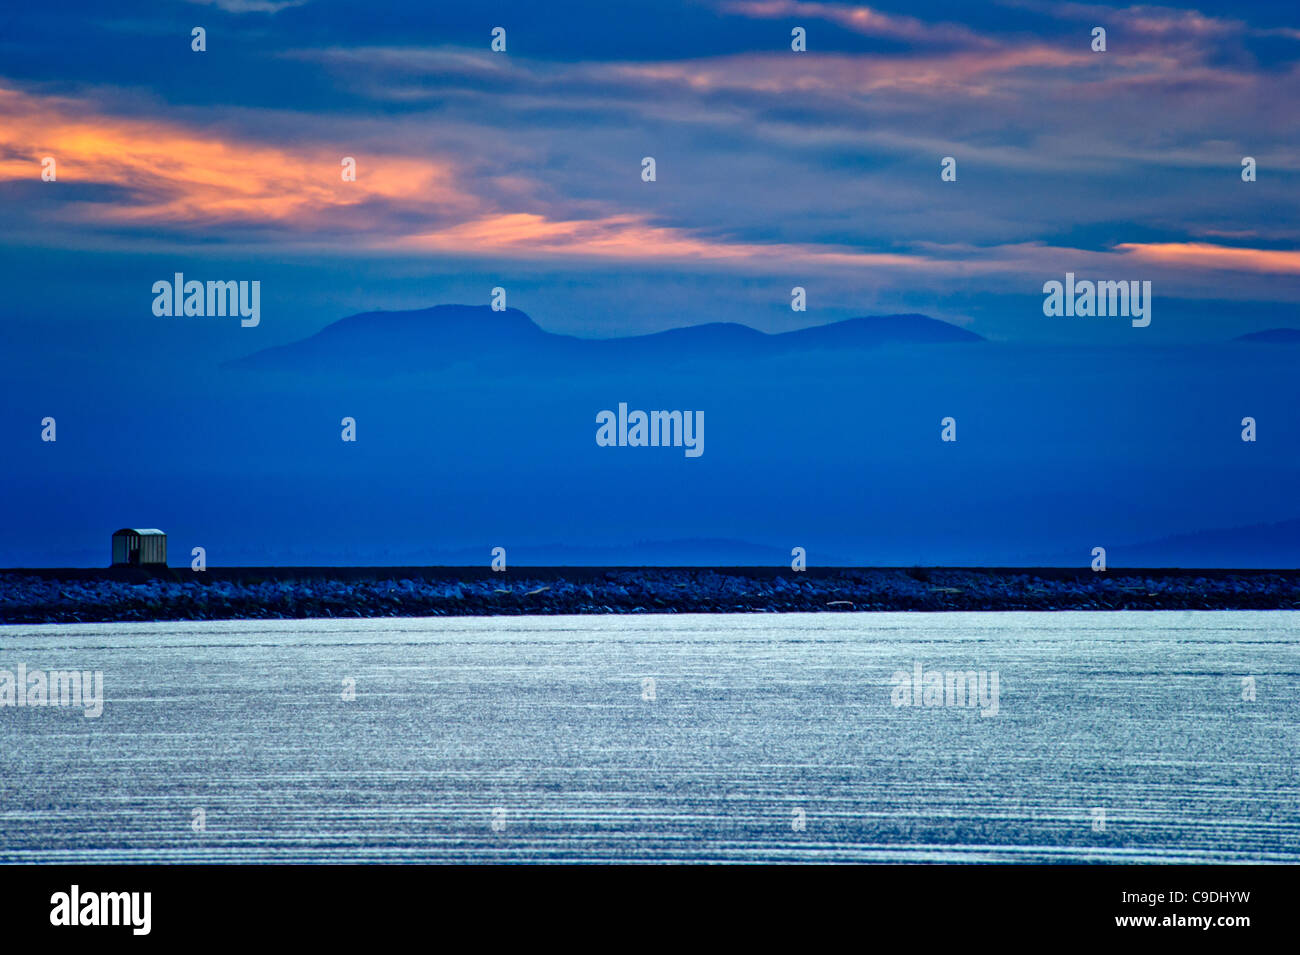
[1,1,1298,567]
[1,0,1298,368]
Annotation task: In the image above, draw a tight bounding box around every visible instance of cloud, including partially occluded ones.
[290,38,1104,100]
[184,0,309,13]
[1,74,1296,299]
[0,84,999,276]
[391,211,948,270]
[598,46,1099,97]
[720,0,995,48]
[1116,242,1300,274]
[0,85,469,231]
[1007,1,1300,50]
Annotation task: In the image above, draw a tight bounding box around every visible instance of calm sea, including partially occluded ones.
[1,611,1296,863]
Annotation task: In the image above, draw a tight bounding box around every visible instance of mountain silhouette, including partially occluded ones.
[1115,518,1300,569]
[8,301,1298,568]
[228,305,982,374]
[1234,328,1300,343]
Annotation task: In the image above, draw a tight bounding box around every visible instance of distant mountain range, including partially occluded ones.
[1107,517,1300,569]
[1234,328,1300,343]
[228,305,983,373]
[4,303,1298,568]
[226,307,1300,376]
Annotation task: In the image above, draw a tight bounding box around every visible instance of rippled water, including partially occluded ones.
[1,611,1297,863]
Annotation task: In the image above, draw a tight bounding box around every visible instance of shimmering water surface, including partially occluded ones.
[1,611,1296,863]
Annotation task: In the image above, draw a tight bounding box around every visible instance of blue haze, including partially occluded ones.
[0,305,1296,567]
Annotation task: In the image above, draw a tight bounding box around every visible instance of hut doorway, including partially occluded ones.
[111,529,168,567]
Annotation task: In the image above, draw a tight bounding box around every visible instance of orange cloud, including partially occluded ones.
[395,212,954,270]
[0,84,962,271]
[0,85,468,228]
[4,84,1295,289]
[1116,242,1300,275]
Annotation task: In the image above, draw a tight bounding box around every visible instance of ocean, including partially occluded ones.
[1,611,1296,863]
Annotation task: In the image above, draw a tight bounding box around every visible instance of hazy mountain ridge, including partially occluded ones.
[227,305,983,373]
[1107,517,1300,569]
[1234,328,1300,342]
[6,304,1298,568]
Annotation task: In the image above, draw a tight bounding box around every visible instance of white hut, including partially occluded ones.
[111,528,167,566]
